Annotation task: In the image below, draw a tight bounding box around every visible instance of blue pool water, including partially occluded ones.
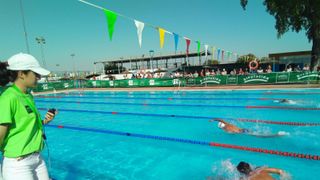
[35,89,320,180]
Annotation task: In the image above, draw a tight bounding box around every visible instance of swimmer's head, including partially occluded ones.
[218,122,226,129]
[280,99,289,103]
[237,161,252,175]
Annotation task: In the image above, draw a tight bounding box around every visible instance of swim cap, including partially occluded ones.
[218,122,226,129]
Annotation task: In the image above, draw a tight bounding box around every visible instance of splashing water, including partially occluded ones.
[210,159,241,180]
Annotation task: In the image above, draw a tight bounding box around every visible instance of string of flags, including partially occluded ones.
[79,0,240,62]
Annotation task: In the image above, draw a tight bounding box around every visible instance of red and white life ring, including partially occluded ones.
[249,60,259,70]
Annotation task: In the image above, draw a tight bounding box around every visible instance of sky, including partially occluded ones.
[0,0,311,72]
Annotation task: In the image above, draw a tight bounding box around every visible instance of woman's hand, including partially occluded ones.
[43,110,58,124]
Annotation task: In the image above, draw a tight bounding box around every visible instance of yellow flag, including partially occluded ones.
[159,28,165,48]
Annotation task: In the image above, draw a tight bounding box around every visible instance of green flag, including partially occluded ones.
[197,41,201,55]
[104,10,117,41]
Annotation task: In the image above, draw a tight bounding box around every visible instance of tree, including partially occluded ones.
[236,53,257,64]
[204,59,219,65]
[241,0,320,71]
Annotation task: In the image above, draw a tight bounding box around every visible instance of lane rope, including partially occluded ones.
[38,108,320,126]
[36,100,320,111]
[46,124,320,161]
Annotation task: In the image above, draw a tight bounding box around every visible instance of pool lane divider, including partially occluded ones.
[38,91,320,96]
[36,100,320,111]
[46,124,320,161]
[245,106,320,111]
[38,108,320,126]
[35,95,292,101]
[235,118,320,126]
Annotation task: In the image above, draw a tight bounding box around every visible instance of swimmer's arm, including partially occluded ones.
[0,124,9,147]
[209,118,225,122]
[213,118,227,124]
[263,168,284,175]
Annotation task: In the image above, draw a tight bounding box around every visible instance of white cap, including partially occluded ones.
[7,53,50,76]
[218,122,226,129]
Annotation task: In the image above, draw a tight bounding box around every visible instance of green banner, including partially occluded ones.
[33,81,75,92]
[17,72,319,93]
[83,72,319,88]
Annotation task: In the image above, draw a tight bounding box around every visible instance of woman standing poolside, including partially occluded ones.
[0,53,57,180]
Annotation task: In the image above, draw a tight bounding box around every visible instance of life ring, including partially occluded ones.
[249,60,259,70]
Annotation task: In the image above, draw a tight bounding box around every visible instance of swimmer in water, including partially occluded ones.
[274,99,296,104]
[236,161,288,180]
[209,118,288,137]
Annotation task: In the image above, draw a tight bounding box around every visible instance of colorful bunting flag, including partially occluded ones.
[134,20,145,48]
[159,28,165,48]
[185,38,191,56]
[173,33,179,52]
[104,10,117,41]
[204,45,209,59]
[197,41,201,55]
[212,47,216,60]
[81,2,241,62]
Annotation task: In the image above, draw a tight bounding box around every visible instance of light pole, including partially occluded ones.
[35,37,47,68]
[70,53,75,78]
[70,53,76,88]
[149,50,154,72]
[19,0,30,53]
[93,62,97,74]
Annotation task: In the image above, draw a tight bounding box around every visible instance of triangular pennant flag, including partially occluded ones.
[217,48,221,60]
[134,20,145,48]
[197,41,201,56]
[159,28,165,48]
[185,38,191,56]
[205,45,209,59]
[173,33,179,52]
[212,47,216,60]
[104,10,117,41]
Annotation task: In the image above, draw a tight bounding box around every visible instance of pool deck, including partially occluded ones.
[33,84,320,95]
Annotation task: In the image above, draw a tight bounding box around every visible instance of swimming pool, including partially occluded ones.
[35,89,320,180]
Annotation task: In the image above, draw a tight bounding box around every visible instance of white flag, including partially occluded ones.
[134,20,145,48]
[204,44,209,59]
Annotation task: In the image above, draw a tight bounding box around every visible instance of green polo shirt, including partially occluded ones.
[0,85,44,158]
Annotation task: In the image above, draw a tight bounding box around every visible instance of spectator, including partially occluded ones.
[205,69,210,76]
[174,72,179,78]
[303,64,310,71]
[244,68,249,75]
[210,70,216,76]
[294,65,301,72]
[216,69,221,75]
[286,65,292,72]
[200,69,204,77]
[221,68,227,75]
[266,65,272,73]
[193,71,199,78]
[238,68,244,75]
[257,67,264,74]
